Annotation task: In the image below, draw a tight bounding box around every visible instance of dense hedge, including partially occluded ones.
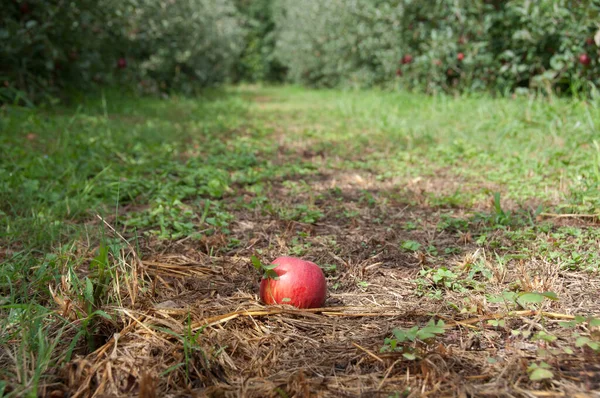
[1,0,244,103]
[128,0,244,93]
[273,0,404,88]
[4,0,600,102]
[273,0,600,95]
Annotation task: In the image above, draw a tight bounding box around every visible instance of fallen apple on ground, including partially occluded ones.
[256,256,327,309]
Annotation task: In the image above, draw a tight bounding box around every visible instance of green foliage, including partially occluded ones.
[400,240,421,252]
[273,0,403,88]
[251,255,279,280]
[1,0,130,103]
[415,263,493,298]
[273,0,600,95]
[278,204,324,224]
[381,319,446,360]
[1,0,244,103]
[528,362,554,381]
[129,0,244,92]
[234,0,285,82]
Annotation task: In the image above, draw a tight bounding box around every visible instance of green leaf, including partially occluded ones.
[517,292,545,304]
[262,269,279,280]
[91,245,109,270]
[587,342,600,351]
[416,320,445,340]
[533,331,557,342]
[84,278,94,304]
[160,362,185,376]
[589,318,600,327]
[558,321,577,328]
[401,240,421,252]
[402,353,416,360]
[64,329,85,363]
[529,368,554,381]
[575,336,590,347]
[488,319,505,327]
[393,329,407,342]
[539,361,551,369]
[281,298,291,303]
[251,255,262,271]
[541,291,558,300]
[91,310,112,320]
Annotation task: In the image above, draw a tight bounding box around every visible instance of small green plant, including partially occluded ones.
[415,267,468,297]
[158,316,208,383]
[527,362,554,381]
[437,215,469,232]
[556,316,600,352]
[288,236,312,256]
[126,199,232,240]
[401,240,421,252]
[487,319,505,328]
[358,190,377,207]
[251,255,279,280]
[402,221,418,231]
[279,204,324,224]
[486,291,558,310]
[380,319,446,360]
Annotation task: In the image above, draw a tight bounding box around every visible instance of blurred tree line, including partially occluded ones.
[3,0,600,104]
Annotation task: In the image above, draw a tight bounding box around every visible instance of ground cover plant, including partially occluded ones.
[2,85,600,396]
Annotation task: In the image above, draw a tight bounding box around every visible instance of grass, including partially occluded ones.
[1,85,600,397]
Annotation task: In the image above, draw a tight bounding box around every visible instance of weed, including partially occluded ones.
[527,362,554,381]
[380,319,446,360]
[278,204,324,224]
[400,240,421,252]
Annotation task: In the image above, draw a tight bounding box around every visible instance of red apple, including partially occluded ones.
[20,2,31,15]
[579,53,591,66]
[117,57,127,69]
[401,54,413,65]
[259,256,327,309]
[457,52,465,62]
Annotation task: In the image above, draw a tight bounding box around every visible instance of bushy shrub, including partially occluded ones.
[0,0,245,103]
[273,0,600,95]
[273,0,404,88]
[128,0,245,93]
[0,0,129,104]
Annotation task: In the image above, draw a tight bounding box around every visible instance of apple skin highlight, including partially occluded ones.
[260,256,327,309]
